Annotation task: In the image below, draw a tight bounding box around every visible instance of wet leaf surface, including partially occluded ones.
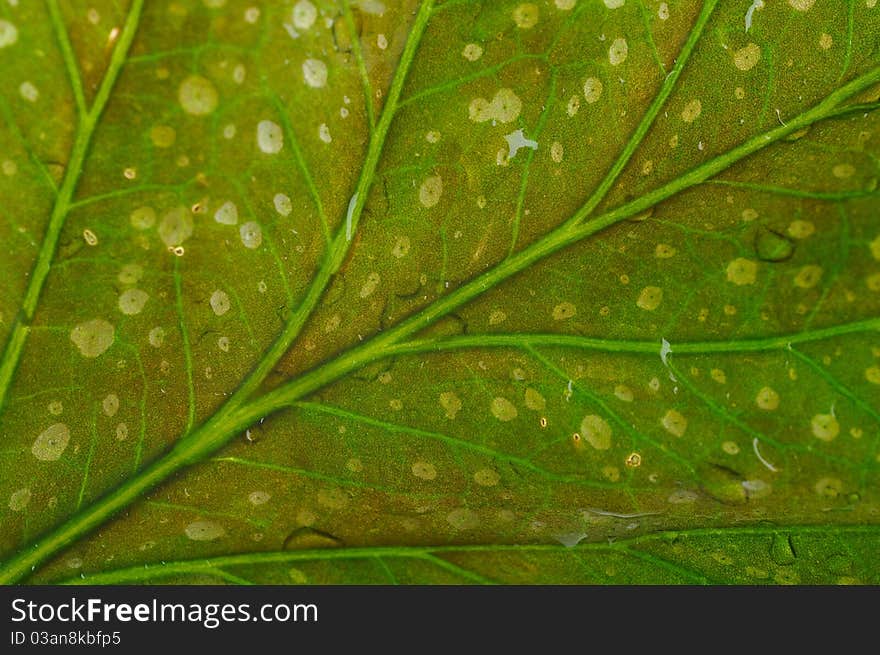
[0,0,879,584]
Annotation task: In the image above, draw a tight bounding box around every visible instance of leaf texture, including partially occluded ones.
[0,0,879,585]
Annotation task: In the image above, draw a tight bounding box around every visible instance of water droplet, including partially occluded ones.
[754,228,795,262]
[769,533,796,566]
[283,527,343,550]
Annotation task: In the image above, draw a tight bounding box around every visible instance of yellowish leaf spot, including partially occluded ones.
[491,397,518,421]
[439,391,462,419]
[794,265,823,289]
[524,388,546,411]
[513,3,539,28]
[8,488,30,511]
[419,175,443,208]
[681,98,702,123]
[411,461,437,481]
[580,415,612,450]
[462,43,483,61]
[70,319,115,358]
[608,37,628,65]
[637,286,663,311]
[178,75,218,115]
[755,386,779,410]
[733,43,761,70]
[583,77,603,103]
[552,302,576,320]
[210,290,231,316]
[661,409,687,437]
[185,520,225,541]
[474,468,500,486]
[726,258,758,285]
[302,58,327,88]
[811,414,839,441]
[32,423,71,461]
[257,120,284,154]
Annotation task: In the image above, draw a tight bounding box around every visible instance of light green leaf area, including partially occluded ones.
[0,0,879,585]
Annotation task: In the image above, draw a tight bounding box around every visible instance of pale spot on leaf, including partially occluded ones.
[788,0,816,10]
[292,0,317,29]
[240,221,263,249]
[552,302,576,320]
[178,75,218,116]
[32,423,70,461]
[446,508,479,530]
[462,43,483,61]
[473,468,500,486]
[359,272,380,298]
[148,327,165,348]
[249,491,270,505]
[788,220,815,239]
[158,206,193,247]
[755,386,779,410]
[257,120,284,154]
[392,236,411,258]
[681,98,702,123]
[794,265,823,289]
[0,19,18,48]
[118,289,149,315]
[439,391,462,419]
[302,58,328,88]
[469,88,522,124]
[274,193,292,216]
[614,384,634,402]
[608,37,628,65]
[832,163,855,179]
[210,290,231,316]
[637,286,663,311]
[19,81,38,102]
[661,409,687,437]
[580,415,612,450]
[733,43,761,71]
[811,414,839,441]
[102,393,120,417]
[150,125,176,148]
[490,397,518,421]
[8,488,30,512]
[130,206,156,230]
[524,388,545,411]
[512,3,539,28]
[70,319,115,358]
[419,175,443,208]
[583,77,603,103]
[214,200,239,225]
[185,520,225,541]
[726,258,758,285]
[411,461,437,480]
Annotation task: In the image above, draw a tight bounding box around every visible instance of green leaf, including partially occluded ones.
[1,0,879,585]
